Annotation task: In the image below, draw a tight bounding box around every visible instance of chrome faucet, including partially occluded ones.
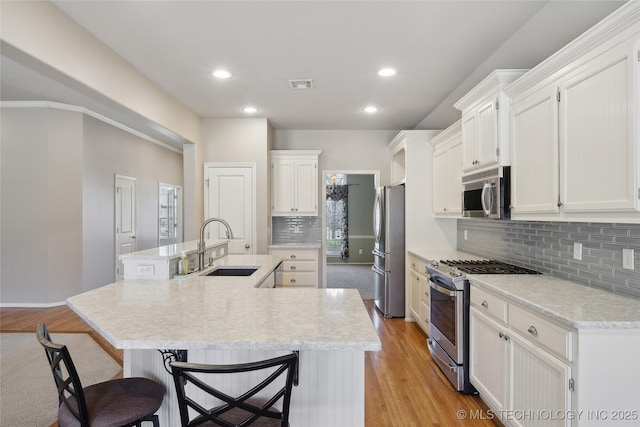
[198,217,234,271]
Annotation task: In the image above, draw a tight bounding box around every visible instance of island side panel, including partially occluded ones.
[125,348,365,427]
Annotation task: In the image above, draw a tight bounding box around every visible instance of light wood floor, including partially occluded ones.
[1,302,499,426]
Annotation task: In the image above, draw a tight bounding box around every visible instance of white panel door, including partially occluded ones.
[115,175,136,280]
[511,84,560,215]
[559,40,638,212]
[206,165,255,254]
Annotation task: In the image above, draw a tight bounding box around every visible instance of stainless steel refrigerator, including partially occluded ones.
[372,185,405,318]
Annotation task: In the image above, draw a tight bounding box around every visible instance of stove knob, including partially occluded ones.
[431,261,439,268]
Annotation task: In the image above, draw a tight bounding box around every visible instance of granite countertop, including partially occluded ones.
[119,239,229,261]
[468,274,640,330]
[67,254,381,352]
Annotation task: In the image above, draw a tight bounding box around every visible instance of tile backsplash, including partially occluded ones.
[457,219,640,298]
[272,216,322,244]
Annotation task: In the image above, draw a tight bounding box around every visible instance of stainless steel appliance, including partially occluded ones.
[372,185,405,318]
[462,166,510,219]
[426,259,539,393]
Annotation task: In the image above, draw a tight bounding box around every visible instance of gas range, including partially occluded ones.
[427,259,540,289]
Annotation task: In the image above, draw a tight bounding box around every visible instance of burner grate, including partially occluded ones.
[440,260,540,275]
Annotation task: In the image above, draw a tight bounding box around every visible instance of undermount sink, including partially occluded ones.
[201,266,259,277]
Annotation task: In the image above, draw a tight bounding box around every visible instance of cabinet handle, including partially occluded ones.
[412,262,416,268]
[290,278,296,283]
[290,266,296,270]
[528,326,538,336]
[481,300,488,308]
[499,332,509,341]
[290,255,296,259]
[498,332,505,339]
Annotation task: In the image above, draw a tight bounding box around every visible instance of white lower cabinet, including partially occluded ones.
[469,307,509,413]
[509,331,572,427]
[269,247,319,287]
[470,283,573,427]
[408,252,430,335]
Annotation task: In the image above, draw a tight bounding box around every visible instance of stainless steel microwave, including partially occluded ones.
[461,166,510,219]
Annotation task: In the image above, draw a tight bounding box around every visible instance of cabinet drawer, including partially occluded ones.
[470,284,508,323]
[275,250,318,262]
[420,278,429,304]
[509,304,573,362]
[281,272,317,287]
[408,254,427,275]
[282,260,316,272]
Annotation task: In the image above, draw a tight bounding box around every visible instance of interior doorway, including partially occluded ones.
[322,170,379,296]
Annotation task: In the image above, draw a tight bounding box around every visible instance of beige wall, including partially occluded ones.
[0,106,183,306]
[200,118,272,254]
[273,130,397,186]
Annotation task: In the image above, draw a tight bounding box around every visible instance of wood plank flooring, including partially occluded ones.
[1,302,499,426]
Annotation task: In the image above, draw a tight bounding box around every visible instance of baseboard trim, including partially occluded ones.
[1,301,67,308]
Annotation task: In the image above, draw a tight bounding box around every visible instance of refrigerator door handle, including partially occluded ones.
[371,264,386,275]
[372,248,386,258]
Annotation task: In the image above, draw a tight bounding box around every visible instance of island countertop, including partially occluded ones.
[67,254,381,352]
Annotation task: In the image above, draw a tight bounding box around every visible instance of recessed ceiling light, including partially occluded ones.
[243,106,258,114]
[212,69,233,79]
[364,106,379,113]
[378,68,397,77]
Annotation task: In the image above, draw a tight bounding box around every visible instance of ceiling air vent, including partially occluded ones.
[288,79,314,89]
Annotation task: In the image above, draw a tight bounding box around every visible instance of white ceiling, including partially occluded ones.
[1,0,626,140]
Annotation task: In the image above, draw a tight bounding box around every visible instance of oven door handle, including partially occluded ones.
[429,280,456,297]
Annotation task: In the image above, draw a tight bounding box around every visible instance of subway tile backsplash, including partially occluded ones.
[457,219,640,298]
[272,216,322,244]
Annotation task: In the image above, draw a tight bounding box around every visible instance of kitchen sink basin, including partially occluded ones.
[201,266,259,277]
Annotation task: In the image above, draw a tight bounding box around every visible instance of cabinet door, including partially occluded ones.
[559,41,638,213]
[409,270,421,321]
[271,160,295,215]
[432,147,449,214]
[447,140,463,214]
[508,332,572,427]
[469,307,509,413]
[294,160,318,215]
[477,99,499,166]
[511,85,560,215]
[462,112,479,171]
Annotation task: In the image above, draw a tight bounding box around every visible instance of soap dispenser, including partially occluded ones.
[178,251,189,275]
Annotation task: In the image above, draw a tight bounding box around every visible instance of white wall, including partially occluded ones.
[0,106,183,306]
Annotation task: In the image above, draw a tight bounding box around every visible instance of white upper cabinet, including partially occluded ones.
[454,70,528,175]
[431,120,463,217]
[506,1,640,223]
[271,150,321,216]
[510,83,560,215]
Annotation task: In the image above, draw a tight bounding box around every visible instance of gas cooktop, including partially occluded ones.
[439,260,540,275]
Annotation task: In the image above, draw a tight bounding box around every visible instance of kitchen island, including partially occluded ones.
[67,253,381,427]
